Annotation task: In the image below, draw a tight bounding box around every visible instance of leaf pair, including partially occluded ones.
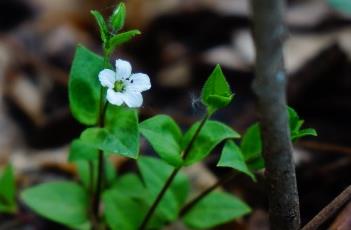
[139,115,240,167]
[288,107,317,141]
[102,156,189,230]
[103,156,250,230]
[223,107,318,173]
[91,3,141,54]
[201,65,234,114]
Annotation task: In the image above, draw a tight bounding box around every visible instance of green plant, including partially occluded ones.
[0,164,16,214]
[20,2,317,230]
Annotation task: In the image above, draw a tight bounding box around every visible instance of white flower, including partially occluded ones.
[98,59,151,108]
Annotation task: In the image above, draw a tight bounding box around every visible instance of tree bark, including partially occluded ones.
[250,1,300,230]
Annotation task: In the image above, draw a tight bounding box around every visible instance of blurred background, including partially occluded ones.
[0,0,351,229]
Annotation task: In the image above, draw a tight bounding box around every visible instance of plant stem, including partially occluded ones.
[92,48,110,226]
[92,102,108,221]
[139,113,209,230]
[138,168,180,230]
[251,0,300,229]
[180,171,238,217]
[181,112,209,160]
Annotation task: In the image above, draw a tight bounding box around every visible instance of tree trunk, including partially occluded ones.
[250,1,300,229]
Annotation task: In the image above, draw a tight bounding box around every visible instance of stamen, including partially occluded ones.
[114,80,125,92]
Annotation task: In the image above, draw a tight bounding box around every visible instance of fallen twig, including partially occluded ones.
[301,185,351,230]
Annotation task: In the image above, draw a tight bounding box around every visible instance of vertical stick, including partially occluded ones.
[250,1,300,230]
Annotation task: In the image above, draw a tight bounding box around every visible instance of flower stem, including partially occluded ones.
[179,171,238,217]
[92,48,110,227]
[92,102,108,223]
[139,113,209,230]
[138,168,180,230]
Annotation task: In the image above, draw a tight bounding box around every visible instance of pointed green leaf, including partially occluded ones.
[21,182,90,230]
[69,45,104,125]
[80,106,139,159]
[139,115,183,167]
[104,106,139,157]
[218,140,256,181]
[240,123,262,163]
[288,107,301,133]
[68,139,99,162]
[110,3,126,31]
[107,30,141,53]
[103,190,145,230]
[111,174,146,199]
[0,164,16,213]
[91,10,109,43]
[182,120,240,165]
[104,173,166,230]
[292,128,317,141]
[240,123,265,170]
[183,191,251,229]
[288,107,317,142]
[80,128,135,159]
[201,65,233,113]
[138,156,190,221]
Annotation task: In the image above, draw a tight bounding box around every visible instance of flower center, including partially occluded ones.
[114,80,125,92]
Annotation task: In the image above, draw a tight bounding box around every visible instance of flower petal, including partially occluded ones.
[121,90,143,108]
[99,69,116,88]
[107,89,123,106]
[127,73,151,92]
[115,59,132,80]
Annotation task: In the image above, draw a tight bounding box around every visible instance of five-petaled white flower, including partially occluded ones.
[98,59,151,108]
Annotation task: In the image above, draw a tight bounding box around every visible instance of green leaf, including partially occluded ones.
[91,10,109,43]
[240,123,262,162]
[103,189,145,230]
[103,174,150,230]
[80,107,139,159]
[110,3,126,31]
[106,174,166,229]
[240,123,265,170]
[0,164,16,213]
[201,65,233,113]
[183,191,251,229]
[328,0,351,15]
[182,120,240,165]
[111,173,146,199]
[288,107,301,133]
[292,128,317,141]
[68,139,98,162]
[288,107,317,142]
[104,106,139,158]
[69,45,104,125]
[107,30,141,53]
[246,157,265,171]
[21,182,90,230]
[138,156,190,221]
[217,140,256,181]
[75,158,115,190]
[139,115,183,167]
[75,161,95,190]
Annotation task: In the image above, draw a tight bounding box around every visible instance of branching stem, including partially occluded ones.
[139,113,209,230]
[180,171,238,217]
